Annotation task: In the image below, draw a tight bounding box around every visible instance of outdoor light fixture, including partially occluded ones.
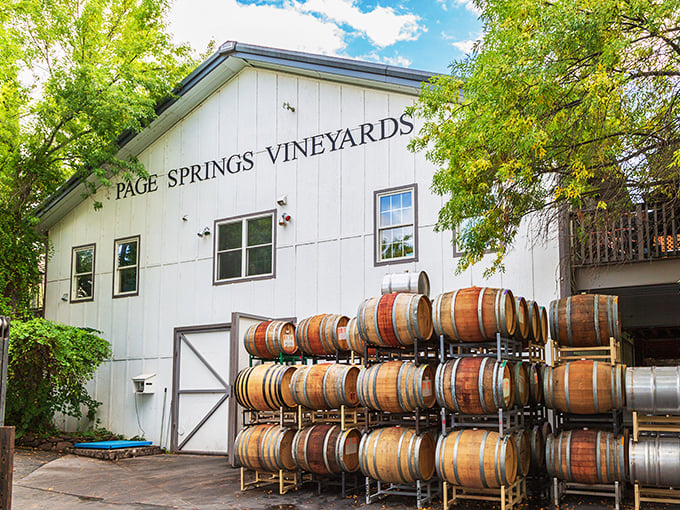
[61,293,68,302]
[197,227,211,238]
[279,213,291,226]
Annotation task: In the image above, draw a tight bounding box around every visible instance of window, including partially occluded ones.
[113,236,140,297]
[214,211,275,284]
[70,244,95,302]
[375,184,418,265]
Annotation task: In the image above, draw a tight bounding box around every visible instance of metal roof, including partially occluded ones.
[36,41,437,229]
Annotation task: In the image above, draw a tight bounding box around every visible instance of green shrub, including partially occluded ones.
[6,318,111,437]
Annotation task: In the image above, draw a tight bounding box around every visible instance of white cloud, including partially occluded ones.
[451,39,476,54]
[295,0,423,48]
[360,52,412,67]
[169,0,347,55]
[452,0,481,15]
[437,0,448,11]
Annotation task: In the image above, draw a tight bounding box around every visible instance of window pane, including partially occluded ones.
[402,191,412,208]
[118,267,137,293]
[218,251,242,280]
[218,222,242,251]
[247,216,272,246]
[403,226,414,256]
[247,245,272,276]
[380,211,391,228]
[391,193,401,210]
[74,275,93,299]
[117,241,137,267]
[380,229,392,260]
[379,195,390,214]
[75,249,93,274]
[391,208,402,226]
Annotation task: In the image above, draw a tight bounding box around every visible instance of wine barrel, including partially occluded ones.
[290,363,359,409]
[346,317,376,357]
[296,314,350,355]
[626,366,680,415]
[432,287,516,342]
[539,306,549,343]
[381,271,430,297]
[514,429,531,477]
[513,361,530,407]
[244,320,297,358]
[435,429,517,488]
[359,427,435,483]
[234,424,296,472]
[543,360,625,414]
[357,361,436,412]
[357,293,433,347]
[435,357,515,414]
[233,363,297,411]
[541,421,552,443]
[629,436,680,487]
[549,294,621,347]
[292,425,362,474]
[529,424,545,472]
[525,300,541,343]
[546,429,627,484]
[528,362,543,405]
[514,297,530,342]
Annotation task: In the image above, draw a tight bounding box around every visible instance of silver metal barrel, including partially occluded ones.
[626,366,680,414]
[630,436,680,487]
[380,271,430,297]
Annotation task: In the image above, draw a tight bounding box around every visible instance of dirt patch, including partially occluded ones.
[13,447,63,480]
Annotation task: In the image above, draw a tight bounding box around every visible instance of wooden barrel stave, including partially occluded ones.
[234,424,296,472]
[292,424,361,475]
[359,427,435,483]
[436,429,518,488]
[514,297,530,342]
[357,293,433,347]
[539,306,549,343]
[525,300,541,343]
[514,428,531,477]
[513,361,530,408]
[234,364,297,411]
[357,360,436,412]
[244,320,297,358]
[297,314,349,355]
[346,317,376,357]
[549,294,621,347]
[290,363,360,409]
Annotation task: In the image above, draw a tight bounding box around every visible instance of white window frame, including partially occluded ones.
[213,210,276,285]
[70,244,95,302]
[374,184,418,266]
[113,235,140,298]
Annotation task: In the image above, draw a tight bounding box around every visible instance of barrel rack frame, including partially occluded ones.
[549,336,621,365]
[632,411,680,441]
[365,478,441,509]
[443,477,526,510]
[551,479,623,510]
[240,467,311,495]
[634,484,680,509]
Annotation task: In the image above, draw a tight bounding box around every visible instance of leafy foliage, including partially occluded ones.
[409,0,680,275]
[0,0,195,314]
[6,318,111,437]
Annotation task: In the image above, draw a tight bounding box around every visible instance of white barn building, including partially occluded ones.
[37,42,563,459]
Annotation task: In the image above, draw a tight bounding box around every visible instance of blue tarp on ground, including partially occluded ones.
[73,440,152,450]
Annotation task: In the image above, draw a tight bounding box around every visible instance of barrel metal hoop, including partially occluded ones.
[373,299,385,347]
[370,365,381,410]
[336,429,349,473]
[564,363,571,413]
[415,364,426,409]
[545,435,552,477]
[301,366,313,409]
[593,361,599,413]
[493,436,501,487]
[491,360,502,411]
[321,426,333,474]
[479,357,491,414]
[409,433,421,481]
[408,294,421,341]
[592,297,600,345]
[618,435,625,481]
[566,297,573,345]
[397,362,408,412]
[433,294,443,337]
[273,321,283,355]
[596,430,602,483]
[615,364,623,410]
[605,431,611,483]
[500,436,509,486]
[392,296,404,346]
[358,301,369,344]
[494,290,502,336]
[358,430,367,474]
[395,429,408,483]
[303,426,314,472]
[549,300,559,343]
[263,322,273,357]
[543,366,551,409]
[450,289,461,341]
[557,432,564,480]
[434,433,445,479]
[371,428,385,480]
[435,362,446,407]
[565,431,573,482]
[450,358,462,412]
[451,431,462,485]
[478,288,488,340]
[479,431,490,488]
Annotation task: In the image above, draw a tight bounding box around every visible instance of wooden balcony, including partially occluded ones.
[570,202,680,267]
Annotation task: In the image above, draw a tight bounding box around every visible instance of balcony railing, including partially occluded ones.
[570,202,680,267]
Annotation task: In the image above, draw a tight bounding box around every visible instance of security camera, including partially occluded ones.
[276,195,288,206]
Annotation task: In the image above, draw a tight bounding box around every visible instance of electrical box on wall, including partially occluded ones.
[131,373,156,394]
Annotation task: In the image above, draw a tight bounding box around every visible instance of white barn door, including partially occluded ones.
[171,324,232,455]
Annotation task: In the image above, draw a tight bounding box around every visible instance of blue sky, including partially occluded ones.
[169,0,484,74]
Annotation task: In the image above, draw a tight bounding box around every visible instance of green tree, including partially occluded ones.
[0,0,195,314]
[7,318,111,436]
[409,0,680,275]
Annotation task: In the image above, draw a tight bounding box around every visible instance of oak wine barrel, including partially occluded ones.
[292,425,362,474]
[525,300,541,343]
[433,287,516,343]
[234,424,296,472]
[514,429,531,477]
[529,424,545,472]
[513,361,530,408]
[359,427,435,483]
[436,429,517,488]
[629,436,680,487]
[357,293,433,347]
[233,363,297,411]
[381,271,430,297]
[546,429,627,484]
[528,362,543,405]
[296,314,350,355]
[357,360,436,412]
[514,296,530,342]
[549,294,620,347]
[346,317,376,357]
[290,363,359,409]
[244,320,297,358]
[626,366,680,415]
[435,357,515,414]
[543,360,625,414]
[539,306,549,343]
